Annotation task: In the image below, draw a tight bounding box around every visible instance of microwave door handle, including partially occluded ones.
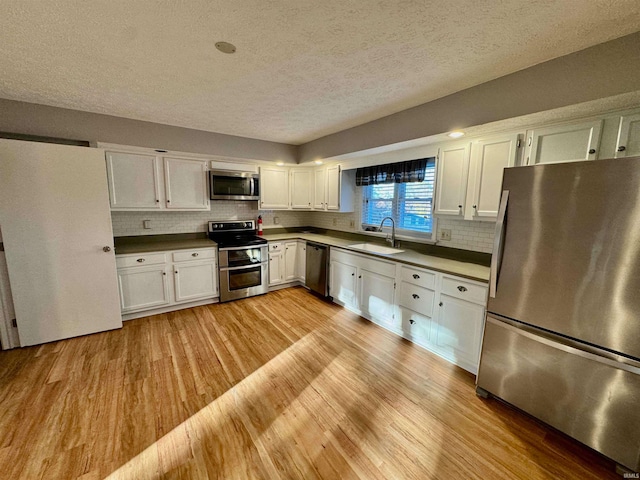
[249,178,254,197]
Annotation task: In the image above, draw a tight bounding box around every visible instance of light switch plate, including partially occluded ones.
[143,220,152,229]
[440,229,451,241]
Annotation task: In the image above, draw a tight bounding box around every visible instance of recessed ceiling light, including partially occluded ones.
[215,41,236,54]
[447,131,465,138]
[276,161,284,166]
[314,160,324,165]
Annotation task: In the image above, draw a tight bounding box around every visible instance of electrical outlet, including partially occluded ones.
[349,219,355,228]
[440,229,452,241]
[143,220,152,229]
[274,216,280,224]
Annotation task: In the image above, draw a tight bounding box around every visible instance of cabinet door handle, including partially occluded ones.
[103,246,112,252]
[618,146,626,152]
[156,199,160,203]
[409,319,416,325]
[457,285,467,292]
[167,199,171,203]
[192,253,199,257]
[358,275,362,279]
[175,271,178,274]
[137,258,145,262]
[412,274,420,279]
[439,302,443,307]
[351,273,355,276]
[473,205,477,209]
[458,204,462,209]
[163,272,166,276]
[412,293,419,299]
[588,149,596,154]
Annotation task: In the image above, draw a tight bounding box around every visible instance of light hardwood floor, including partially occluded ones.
[0,287,618,479]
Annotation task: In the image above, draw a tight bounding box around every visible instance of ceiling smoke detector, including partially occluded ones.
[215,41,236,54]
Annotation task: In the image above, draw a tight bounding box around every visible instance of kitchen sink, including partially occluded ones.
[348,243,404,255]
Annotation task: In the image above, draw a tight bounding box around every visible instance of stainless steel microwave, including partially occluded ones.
[209,170,260,201]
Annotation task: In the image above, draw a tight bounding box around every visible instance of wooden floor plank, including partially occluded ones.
[0,286,621,479]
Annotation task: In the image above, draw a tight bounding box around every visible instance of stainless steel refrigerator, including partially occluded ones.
[476,156,640,473]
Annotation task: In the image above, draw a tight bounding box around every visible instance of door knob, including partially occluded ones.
[103,246,111,252]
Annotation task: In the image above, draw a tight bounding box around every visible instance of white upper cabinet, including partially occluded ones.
[315,165,355,212]
[164,157,209,210]
[326,165,342,210]
[526,120,603,165]
[260,166,290,209]
[290,169,313,209]
[106,152,162,210]
[106,151,209,211]
[313,168,327,209]
[434,142,471,217]
[615,113,640,158]
[466,134,519,219]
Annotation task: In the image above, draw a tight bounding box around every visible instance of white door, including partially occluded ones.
[434,143,470,216]
[174,262,217,302]
[434,295,485,368]
[313,168,327,209]
[615,114,640,158]
[296,240,306,281]
[329,260,357,309]
[268,252,284,285]
[118,265,170,311]
[260,166,290,209]
[358,269,395,325]
[284,242,297,281]
[106,151,162,210]
[290,169,313,209]
[0,140,122,346]
[326,165,341,210]
[526,120,602,164]
[467,134,519,219]
[164,157,209,210]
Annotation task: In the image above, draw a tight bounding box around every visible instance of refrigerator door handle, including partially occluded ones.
[486,315,640,374]
[490,190,509,298]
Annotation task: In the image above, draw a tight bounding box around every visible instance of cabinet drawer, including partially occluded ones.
[269,242,283,253]
[399,282,435,317]
[399,307,432,342]
[441,276,488,305]
[399,266,435,289]
[116,252,166,268]
[172,249,216,263]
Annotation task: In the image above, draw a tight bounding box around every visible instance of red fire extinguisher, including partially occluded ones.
[257,215,263,236]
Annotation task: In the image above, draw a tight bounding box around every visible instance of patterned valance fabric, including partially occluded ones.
[355,158,434,186]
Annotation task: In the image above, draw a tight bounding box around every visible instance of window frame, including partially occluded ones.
[361,178,436,240]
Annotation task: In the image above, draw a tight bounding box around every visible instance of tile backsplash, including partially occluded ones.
[111,201,308,236]
[111,199,495,254]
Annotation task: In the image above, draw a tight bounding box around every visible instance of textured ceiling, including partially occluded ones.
[1,1,639,145]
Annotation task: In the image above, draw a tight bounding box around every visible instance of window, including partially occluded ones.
[361,160,435,236]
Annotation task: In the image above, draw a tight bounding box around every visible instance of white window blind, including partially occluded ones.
[362,160,435,235]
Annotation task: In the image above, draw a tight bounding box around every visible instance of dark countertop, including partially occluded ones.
[114,233,217,255]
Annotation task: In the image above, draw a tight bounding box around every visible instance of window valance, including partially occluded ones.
[355,158,434,186]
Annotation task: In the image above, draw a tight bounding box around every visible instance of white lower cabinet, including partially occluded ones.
[329,259,358,309]
[117,265,170,312]
[359,268,396,328]
[330,248,397,326]
[268,241,306,286]
[116,247,218,318]
[174,261,218,302]
[434,294,485,370]
[329,247,488,374]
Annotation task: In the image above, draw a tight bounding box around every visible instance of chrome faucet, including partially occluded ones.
[378,216,397,248]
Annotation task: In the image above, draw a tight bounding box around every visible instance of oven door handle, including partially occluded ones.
[219,262,268,272]
[219,245,267,252]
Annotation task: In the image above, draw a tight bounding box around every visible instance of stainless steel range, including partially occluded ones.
[208,221,268,302]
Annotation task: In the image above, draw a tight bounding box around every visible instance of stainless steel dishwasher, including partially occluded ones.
[305,241,329,297]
